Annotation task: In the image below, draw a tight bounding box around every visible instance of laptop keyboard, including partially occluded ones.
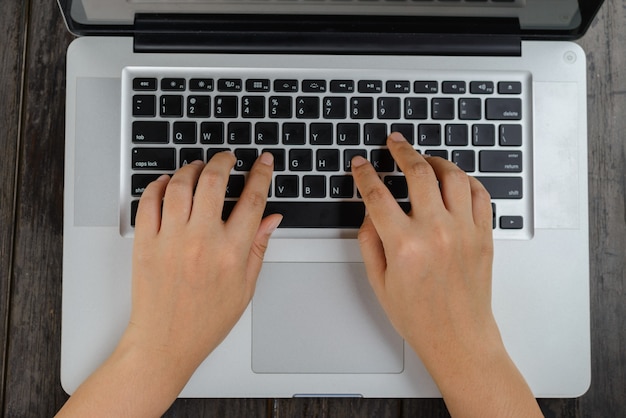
[121,67,532,239]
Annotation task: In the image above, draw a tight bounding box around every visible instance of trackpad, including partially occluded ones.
[252,263,404,373]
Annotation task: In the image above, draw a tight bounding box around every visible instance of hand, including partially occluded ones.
[127,152,282,373]
[351,133,542,417]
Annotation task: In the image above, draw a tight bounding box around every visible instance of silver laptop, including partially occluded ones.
[59,0,601,397]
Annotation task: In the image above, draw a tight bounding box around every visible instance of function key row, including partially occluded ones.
[133,78,522,95]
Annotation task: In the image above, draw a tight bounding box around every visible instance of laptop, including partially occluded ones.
[59,0,602,398]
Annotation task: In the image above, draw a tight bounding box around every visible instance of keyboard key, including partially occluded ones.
[275,175,299,197]
[160,95,183,117]
[384,176,408,199]
[246,79,270,92]
[390,123,414,144]
[364,123,387,145]
[475,177,523,199]
[173,121,197,144]
[358,80,382,93]
[296,97,320,119]
[161,78,185,91]
[377,97,401,119]
[302,80,327,92]
[133,78,157,91]
[500,216,524,229]
[386,80,410,93]
[405,97,428,120]
[459,98,482,120]
[131,173,163,196]
[323,97,347,119]
[214,96,238,118]
[472,124,496,146]
[180,148,203,167]
[187,96,211,117]
[498,81,522,94]
[261,148,286,171]
[132,121,169,143]
[303,175,327,198]
[234,148,258,171]
[133,95,156,117]
[316,149,340,171]
[499,124,523,146]
[486,98,522,120]
[442,81,466,94]
[282,123,306,145]
[350,97,374,119]
[344,149,367,172]
[255,122,279,145]
[418,124,441,146]
[470,81,494,94]
[337,123,360,145]
[432,98,455,120]
[227,122,251,144]
[330,80,355,93]
[414,81,438,93]
[274,79,298,92]
[132,148,175,170]
[330,176,354,198]
[479,151,522,172]
[452,150,475,172]
[310,123,333,145]
[445,124,468,146]
[189,78,213,91]
[207,148,231,161]
[200,122,224,144]
[289,149,313,171]
[269,96,292,118]
[242,96,265,118]
[371,149,395,172]
[425,149,448,159]
[218,78,242,92]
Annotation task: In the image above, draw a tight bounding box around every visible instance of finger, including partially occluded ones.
[385,133,445,216]
[351,155,408,241]
[134,174,170,239]
[191,152,237,223]
[468,176,494,232]
[244,214,283,296]
[226,152,274,239]
[161,160,205,228]
[424,156,474,217]
[357,214,387,299]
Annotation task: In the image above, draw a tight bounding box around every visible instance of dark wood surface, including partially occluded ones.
[1,0,624,416]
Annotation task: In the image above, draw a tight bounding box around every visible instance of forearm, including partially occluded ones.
[56,336,194,417]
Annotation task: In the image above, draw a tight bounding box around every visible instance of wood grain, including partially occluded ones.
[1,0,624,416]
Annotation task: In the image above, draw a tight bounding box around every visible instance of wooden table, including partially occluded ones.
[1,1,624,416]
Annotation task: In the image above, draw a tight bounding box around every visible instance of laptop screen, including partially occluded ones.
[59,0,604,40]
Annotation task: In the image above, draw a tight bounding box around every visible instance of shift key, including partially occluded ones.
[475,177,523,199]
[132,148,175,170]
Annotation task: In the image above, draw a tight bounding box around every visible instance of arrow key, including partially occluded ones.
[500,216,524,229]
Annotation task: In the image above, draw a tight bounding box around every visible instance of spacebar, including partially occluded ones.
[222,201,411,228]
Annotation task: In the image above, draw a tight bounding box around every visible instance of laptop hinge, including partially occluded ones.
[133,14,521,57]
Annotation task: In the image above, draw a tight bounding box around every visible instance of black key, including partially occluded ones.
[378,97,401,119]
[227,122,251,144]
[131,174,163,196]
[275,175,299,197]
[207,148,231,162]
[364,123,387,145]
[486,98,522,120]
[330,80,355,93]
[414,81,438,94]
[302,80,327,92]
[445,124,468,146]
[337,123,360,145]
[432,98,455,120]
[475,177,523,199]
[330,176,354,198]
[262,148,286,171]
[479,151,522,173]
[323,97,347,119]
[173,121,197,144]
[246,79,270,92]
[472,124,496,146]
[296,97,320,119]
[310,123,333,145]
[358,80,382,93]
[498,82,522,94]
[470,81,494,94]
[218,78,242,92]
[316,149,340,171]
[132,121,169,143]
[255,122,279,145]
[390,123,414,144]
[289,149,313,171]
[274,79,298,92]
[226,175,245,197]
[442,81,466,94]
[200,122,224,144]
[459,98,482,120]
[160,95,183,117]
[131,200,139,227]
[386,81,410,93]
[180,148,203,167]
[133,78,157,91]
[187,96,211,117]
[189,78,213,91]
[499,124,523,146]
[371,149,395,172]
[384,176,408,199]
[350,97,374,119]
[234,148,258,171]
[214,96,238,118]
[133,95,157,117]
[161,78,185,91]
[425,149,448,159]
[242,96,265,118]
[418,124,441,146]
[132,148,175,170]
[452,150,476,172]
[303,175,327,198]
[405,97,428,119]
[269,96,292,118]
[344,149,367,172]
[282,123,306,145]
[500,216,524,230]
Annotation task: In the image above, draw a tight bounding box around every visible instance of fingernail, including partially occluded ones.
[388,132,406,143]
[259,152,274,166]
[190,160,204,166]
[351,155,368,168]
[267,215,283,234]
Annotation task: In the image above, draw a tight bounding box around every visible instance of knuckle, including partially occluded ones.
[404,160,433,180]
[242,189,267,209]
[361,183,389,204]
